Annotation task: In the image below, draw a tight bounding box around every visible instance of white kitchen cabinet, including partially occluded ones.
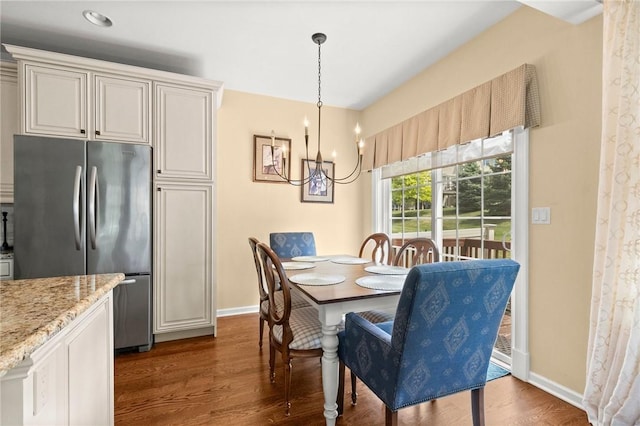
[0,292,113,426]
[155,83,213,181]
[0,258,13,280]
[94,74,150,143]
[22,63,150,143]
[154,183,215,338]
[65,296,113,425]
[24,63,88,138]
[0,61,19,203]
[4,44,222,342]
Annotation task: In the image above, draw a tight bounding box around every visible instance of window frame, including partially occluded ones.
[371,128,529,378]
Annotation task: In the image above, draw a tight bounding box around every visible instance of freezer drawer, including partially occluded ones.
[113,275,152,352]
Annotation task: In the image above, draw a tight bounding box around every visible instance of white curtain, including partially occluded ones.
[583,1,640,425]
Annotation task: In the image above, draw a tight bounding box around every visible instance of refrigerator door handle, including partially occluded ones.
[73,165,83,250]
[88,166,99,249]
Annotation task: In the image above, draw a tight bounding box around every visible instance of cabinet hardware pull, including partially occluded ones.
[80,129,86,134]
[157,187,162,192]
[157,169,161,174]
[95,130,101,136]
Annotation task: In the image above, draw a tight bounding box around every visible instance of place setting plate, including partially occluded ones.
[289,273,345,286]
[291,255,330,262]
[330,256,370,265]
[355,275,406,291]
[364,265,410,275]
[281,262,316,271]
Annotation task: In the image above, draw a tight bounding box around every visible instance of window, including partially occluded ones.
[375,130,526,363]
[383,131,513,261]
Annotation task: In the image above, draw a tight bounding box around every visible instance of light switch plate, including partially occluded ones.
[532,207,551,224]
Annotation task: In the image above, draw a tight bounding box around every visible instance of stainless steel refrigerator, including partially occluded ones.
[14,135,153,352]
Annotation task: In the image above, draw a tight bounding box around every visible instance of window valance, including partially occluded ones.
[363,63,540,170]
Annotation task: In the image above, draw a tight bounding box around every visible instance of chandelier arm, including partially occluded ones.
[269,146,314,186]
[326,157,363,184]
[327,139,363,182]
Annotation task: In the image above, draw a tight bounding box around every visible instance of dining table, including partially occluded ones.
[284,255,407,426]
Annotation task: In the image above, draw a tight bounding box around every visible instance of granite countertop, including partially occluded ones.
[0,273,124,374]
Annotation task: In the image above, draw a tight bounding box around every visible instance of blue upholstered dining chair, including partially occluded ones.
[269,232,316,258]
[338,259,520,426]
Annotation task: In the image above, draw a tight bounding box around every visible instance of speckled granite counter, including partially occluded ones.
[0,273,123,374]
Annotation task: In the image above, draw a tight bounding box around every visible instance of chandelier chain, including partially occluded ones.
[317,42,322,108]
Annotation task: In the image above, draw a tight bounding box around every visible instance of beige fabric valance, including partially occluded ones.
[363,64,540,170]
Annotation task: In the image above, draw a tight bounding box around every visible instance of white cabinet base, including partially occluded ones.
[154,326,216,343]
[1,293,114,426]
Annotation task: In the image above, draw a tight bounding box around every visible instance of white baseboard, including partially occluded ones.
[528,371,585,410]
[217,305,258,317]
[154,327,214,342]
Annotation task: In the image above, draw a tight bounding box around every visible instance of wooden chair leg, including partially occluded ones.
[471,387,485,426]
[269,343,276,383]
[350,371,358,405]
[337,361,345,415]
[259,317,264,348]
[385,406,398,426]
[284,358,292,416]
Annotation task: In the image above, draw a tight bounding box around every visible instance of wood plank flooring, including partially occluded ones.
[114,313,589,425]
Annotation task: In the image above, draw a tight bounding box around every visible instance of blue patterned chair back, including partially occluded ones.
[269,232,316,258]
[341,259,519,411]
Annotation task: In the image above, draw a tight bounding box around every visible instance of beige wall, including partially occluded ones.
[216,90,368,310]
[216,5,601,395]
[359,6,602,394]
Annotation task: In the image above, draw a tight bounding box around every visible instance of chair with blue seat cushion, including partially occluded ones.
[338,259,520,426]
[256,242,332,416]
[269,232,316,258]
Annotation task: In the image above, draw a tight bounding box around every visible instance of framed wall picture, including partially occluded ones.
[253,134,291,183]
[301,159,334,203]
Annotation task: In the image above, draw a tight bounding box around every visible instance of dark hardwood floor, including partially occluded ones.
[114,313,589,425]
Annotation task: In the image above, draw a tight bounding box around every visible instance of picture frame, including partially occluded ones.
[253,134,291,183]
[301,159,335,203]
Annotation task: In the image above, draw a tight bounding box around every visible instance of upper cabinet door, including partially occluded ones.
[25,64,88,138]
[155,83,213,181]
[94,74,150,143]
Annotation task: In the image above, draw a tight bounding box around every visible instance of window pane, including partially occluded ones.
[402,217,418,233]
[458,176,482,214]
[418,216,432,234]
[441,218,458,235]
[484,174,511,217]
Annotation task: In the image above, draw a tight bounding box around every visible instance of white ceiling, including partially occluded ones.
[0,1,600,110]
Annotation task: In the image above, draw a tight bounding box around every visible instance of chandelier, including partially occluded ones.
[270,32,364,186]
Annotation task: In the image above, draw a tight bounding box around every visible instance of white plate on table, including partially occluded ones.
[364,265,410,275]
[355,275,406,291]
[281,262,315,271]
[289,273,345,286]
[291,255,329,262]
[330,256,370,265]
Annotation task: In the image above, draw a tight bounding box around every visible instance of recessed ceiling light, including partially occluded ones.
[82,10,113,27]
